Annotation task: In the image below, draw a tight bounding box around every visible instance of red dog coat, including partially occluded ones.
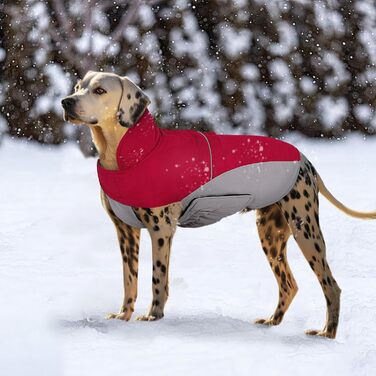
[97,110,301,228]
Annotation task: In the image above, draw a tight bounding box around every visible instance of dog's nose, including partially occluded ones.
[61,97,76,110]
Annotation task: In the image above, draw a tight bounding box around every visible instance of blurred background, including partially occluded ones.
[0,0,375,156]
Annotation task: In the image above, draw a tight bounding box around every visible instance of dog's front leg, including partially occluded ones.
[101,191,140,321]
[136,204,181,321]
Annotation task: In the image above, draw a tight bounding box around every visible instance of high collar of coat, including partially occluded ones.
[110,109,161,170]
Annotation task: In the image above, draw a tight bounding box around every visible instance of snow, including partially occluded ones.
[33,64,71,115]
[268,21,298,56]
[219,23,252,58]
[1,136,376,376]
[322,52,351,90]
[354,104,374,124]
[300,76,317,95]
[314,2,345,37]
[317,96,349,130]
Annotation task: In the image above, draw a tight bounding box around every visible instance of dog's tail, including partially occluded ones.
[317,173,376,219]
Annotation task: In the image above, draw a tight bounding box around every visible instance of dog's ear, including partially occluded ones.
[117,76,150,128]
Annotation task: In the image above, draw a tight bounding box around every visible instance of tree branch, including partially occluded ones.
[110,0,142,43]
[50,0,76,41]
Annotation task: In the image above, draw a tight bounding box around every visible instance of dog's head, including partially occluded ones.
[61,71,150,128]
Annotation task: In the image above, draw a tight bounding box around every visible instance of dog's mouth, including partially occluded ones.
[63,110,98,125]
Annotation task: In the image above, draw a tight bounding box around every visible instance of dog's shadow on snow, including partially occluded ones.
[57,314,328,345]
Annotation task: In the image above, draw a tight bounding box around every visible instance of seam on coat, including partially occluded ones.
[197,131,213,180]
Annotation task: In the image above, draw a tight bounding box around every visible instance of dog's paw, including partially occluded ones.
[136,313,164,322]
[106,312,131,321]
[305,329,336,339]
[254,318,280,326]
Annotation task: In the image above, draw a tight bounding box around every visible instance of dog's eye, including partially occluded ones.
[94,87,106,95]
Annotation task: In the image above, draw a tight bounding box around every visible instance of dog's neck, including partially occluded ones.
[89,119,127,170]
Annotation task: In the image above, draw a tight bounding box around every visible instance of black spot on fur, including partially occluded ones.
[295,216,303,230]
[290,189,301,199]
[127,93,131,100]
[272,210,283,228]
[160,264,166,273]
[314,211,319,225]
[314,242,321,253]
[128,234,136,247]
[274,311,283,321]
[131,97,148,123]
[270,247,277,258]
[158,238,164,247]
[281,271,287,287]
[305,174,312,186]
[119,119,131,128]
[258,217,266,226]
[274,265,281,276]
[304,223,311,236]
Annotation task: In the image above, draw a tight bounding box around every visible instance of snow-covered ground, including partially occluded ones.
[1,135,376,376]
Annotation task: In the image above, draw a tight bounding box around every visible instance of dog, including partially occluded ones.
[61,71,376,339]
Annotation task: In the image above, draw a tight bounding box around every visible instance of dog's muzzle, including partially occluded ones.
[61,97,76,112]
[61,97,80,121]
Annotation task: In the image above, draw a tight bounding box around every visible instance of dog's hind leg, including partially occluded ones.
[102,191,140,321]
[136,203,182,321]
[279,159,341,338]
[254,204,297,326]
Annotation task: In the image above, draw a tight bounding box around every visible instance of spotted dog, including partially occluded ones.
[62,71,376,339]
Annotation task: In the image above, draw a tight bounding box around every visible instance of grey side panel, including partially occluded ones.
[106,159,301,229]
[178,160,301,227]
[107,196,146,228]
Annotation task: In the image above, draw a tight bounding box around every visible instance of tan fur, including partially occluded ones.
[89,123,126,170]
